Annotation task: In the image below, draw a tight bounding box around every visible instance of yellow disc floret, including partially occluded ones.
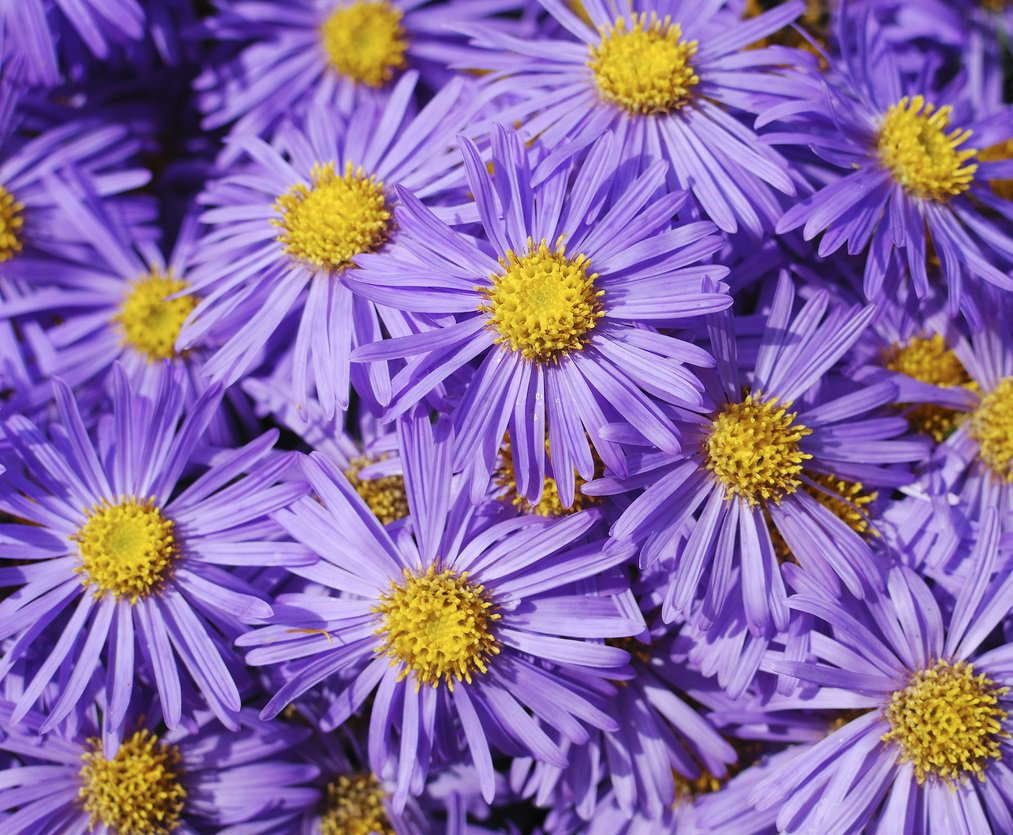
[979,138,1013,201]
[77,729,186,834]
[884,334,975,441]
[114,268,197,362]
[321,1,408,88]
[273,161,391,272]
[0,184,24,262]
[970,376,1013,483]
[374,565,500,690]
[345,456,409,525]
[882,660,1010,785]
[320,773,393,835]
[877,96,977,202]
[704,392,812,506]
[71,496,178,602]
[589,13,699,115]
[807,473,878,538]
[480,238,604,364]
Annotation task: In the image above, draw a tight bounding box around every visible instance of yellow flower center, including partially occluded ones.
[114,268,197,362]
[480,238,604,364]
[71,497,178,602]
[877,96,977,202]
[374,565,501,690]
[320,773,392,835]
[588,13,699,115]
[970,377,1013,483]
[882,660,1010,785]
[979,138,1013,201]
[704,393,812,506]
[320,1,408,88]
[77,730,186,834]
[273,161,391,273]
[0,184,24,262]
[345,456,409,525]
[495,433,601,517]
[884,334,974,441]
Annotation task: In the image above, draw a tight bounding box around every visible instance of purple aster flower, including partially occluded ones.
[599,274,930,637]
[0,701,321,833]
[756,512,1013,833]
[349,126,730,508]
[459,0,812,234]
[195,0,525,141]
[179,71,470,416]
[769,16,1013,322]
[239,410,644,810]
[0,365,312,733]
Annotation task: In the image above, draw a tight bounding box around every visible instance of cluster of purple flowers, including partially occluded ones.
[0,1,1011,832]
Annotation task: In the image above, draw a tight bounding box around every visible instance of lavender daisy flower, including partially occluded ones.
[179,71,470,416]
[349,127,730,508]
[459,0,811,234]
[0,193,223,403]
[0,366,312,733]
[600,274,930,637]
[0,702,321,834]
[756,513,1013,834]
[770,16,1013,321]
[240,411,644,809]
[195,0,523,141]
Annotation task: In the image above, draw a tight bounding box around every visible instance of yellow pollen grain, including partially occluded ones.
[978,138,1013,201]
[273,161,391,272]
[77,729,186,834]
[0,184,24,262]
[320,773,393,835]
[114,268,197,362]
[480,237,604,364]
[704,392,812,506]
[589,13,699,115]
[495,432,601,517]
[374,565,500,691]
[70,496,178,603]
[321,1,408,88]
[969,376,1013,483]
[884,334,975,442]
[882,660,1010,785]
[345,456,409,525]
[877,96,977,202]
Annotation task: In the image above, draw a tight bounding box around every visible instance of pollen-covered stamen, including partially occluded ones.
[320,773,392,835]
[589,13,698,115]
[345,456,409,525]
[321,1,408,88]
[970,377,1013,483]
[495,432,601,517]
[374,565,501,690]
[0,184,24,262]
[883,660,1010,785]
[71,496,179,602]
[115,268,198,362]
[273,161,391,272]
[480,238,604,364]
[704,392,813,506]
[78,730,186,834]
[877,96,977,202]
[884,334,975,441]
